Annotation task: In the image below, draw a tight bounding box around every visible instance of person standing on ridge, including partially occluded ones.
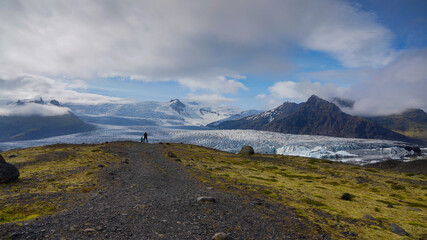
[143,132,148,143]
[140,136,143,143]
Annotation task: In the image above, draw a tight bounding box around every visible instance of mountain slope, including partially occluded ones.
[66,99,242,126]
[212,95,418,143]
[0,112,95,142]
[366,109,427,142]
[207,102,301,129]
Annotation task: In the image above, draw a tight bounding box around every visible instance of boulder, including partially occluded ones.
[362,214,376,221]
[0,154,20,183]
[239,145,254,155]
[340,193,352,201]
[167,151,177,158]
[390,223,409,236]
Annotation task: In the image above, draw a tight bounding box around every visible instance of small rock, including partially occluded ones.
[197,196,216,203]
[167,151,177,158]
[362,214,376,221]
[387,204,393,208]
[98,164,105,168]
[408,207,422,212]
[238,145,254,155]
[212,232,234,240]
[340,193,352,201]
[8,154,18,158]
[251,200,264,206]
[84,228,96,233]
[0,154,20,183]
[174,158,182,162]
[206,187,213,190]
[341,231,357,237]
[390,223,409,236]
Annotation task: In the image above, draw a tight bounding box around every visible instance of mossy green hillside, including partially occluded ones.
[0,143,121,224]
[164,143,427,240]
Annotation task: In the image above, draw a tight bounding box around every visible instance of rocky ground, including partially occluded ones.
[0,142,328,239]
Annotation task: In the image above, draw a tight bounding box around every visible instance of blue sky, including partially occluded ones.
[0,0,426,116]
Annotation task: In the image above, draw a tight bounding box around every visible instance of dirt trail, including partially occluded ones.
[1,142,326,239]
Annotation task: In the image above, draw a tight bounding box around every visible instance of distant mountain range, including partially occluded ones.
[2,96,425,145]
[209,95,424,144]
[65,99,246,126]
[0,99,95,142]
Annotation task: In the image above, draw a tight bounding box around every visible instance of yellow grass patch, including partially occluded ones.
[164,143,427,240]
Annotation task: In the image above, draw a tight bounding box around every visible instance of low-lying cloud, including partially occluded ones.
[0,103,71,117]
[0,74,128,105]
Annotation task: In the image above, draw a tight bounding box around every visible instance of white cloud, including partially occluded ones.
[261,48,427,115]
[0,103,70,116]
[0,74,128,105]
[264,80,348,105]
[0,0,395,89]
[347,48,427,116]
[185,93,236,105]
[178,76,248,94]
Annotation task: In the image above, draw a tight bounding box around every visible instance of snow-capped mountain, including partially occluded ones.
[210,95,420,144]
[207,101,301,129]
[65,99,243,126]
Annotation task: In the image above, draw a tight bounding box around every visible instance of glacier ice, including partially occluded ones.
[0,125,424,165]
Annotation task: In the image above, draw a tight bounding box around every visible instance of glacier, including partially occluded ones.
[0,124,424,165]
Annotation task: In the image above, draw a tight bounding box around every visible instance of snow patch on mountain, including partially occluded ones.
[65,99,243,126]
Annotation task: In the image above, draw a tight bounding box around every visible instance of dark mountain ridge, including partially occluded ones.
[211,95,420,144]
[0,99,95,142]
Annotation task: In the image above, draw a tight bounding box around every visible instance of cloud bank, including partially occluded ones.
[0,103,71,117]
[0,0,395,95]
[0,74,128,105]
[261,49,427,115]
[1,0,423,114]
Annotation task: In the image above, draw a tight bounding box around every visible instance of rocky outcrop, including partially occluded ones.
[390,223,409,236]
[0,154,20,183]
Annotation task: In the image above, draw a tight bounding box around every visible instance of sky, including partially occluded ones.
[0,0,426,116]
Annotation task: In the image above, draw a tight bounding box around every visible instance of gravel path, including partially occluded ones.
[1,142,327,239]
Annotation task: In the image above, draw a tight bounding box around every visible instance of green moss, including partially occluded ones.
[390,193,404,200]
[376,200,398,205]
[160,143,427,239]
[259,189,274,195]
[364,168,378,173]
[0,201,56,223]
[0,143,122,224]
[303,198,326,207]
[403,201,427,208]
[390,184,406,190]
[408,222,427,228]
[325,181,340,186]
